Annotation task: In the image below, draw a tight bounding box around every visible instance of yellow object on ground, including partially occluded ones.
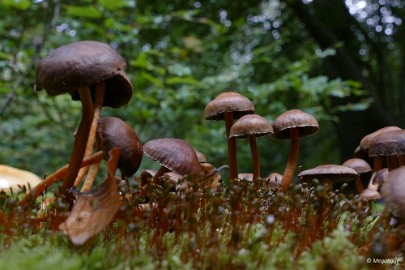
[0,165,42,193]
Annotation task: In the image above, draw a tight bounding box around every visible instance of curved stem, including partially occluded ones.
[20,151,104,206]
[281,128,300,191]
[224,112,238,180]
[248,136,260,186]
[61,86,94,192]
[80,161,101,192]
[74,82,106,187]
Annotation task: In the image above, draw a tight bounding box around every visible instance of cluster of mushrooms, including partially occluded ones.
[16,40,405,248]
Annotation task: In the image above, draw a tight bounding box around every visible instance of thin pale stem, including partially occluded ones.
[61,86,94,192]
[224,112,238,180]
[281,128,300,191]
[20,151,104,206]
[74,82,106,187]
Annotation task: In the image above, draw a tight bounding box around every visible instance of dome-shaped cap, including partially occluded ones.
[0,165,42,193]
[204,92,255,120]
[271,109,319,139]
[360,188,381,200]
[368,130,405,157]
[35,41,133,108]
[143,138,202,177]
[229,114,273,139]
[381,166,405,218]
[372,168,389,186]
[359,126,402,152]
[96,117,143,178]
[342,158,372,174]
[298,164,358,183]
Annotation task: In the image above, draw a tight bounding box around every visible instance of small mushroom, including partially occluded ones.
[266,172,282,189]
[358,126,402,171]
[342,158,372,193]
[271,109,319,191]
[78,117,143,192]
[229,114,273,183]
[298,164,359,190]
[369,129,405,171]
[204,92,255,180]
[143,138,203,184]
[381,166,405,219]
[35,41,133,193]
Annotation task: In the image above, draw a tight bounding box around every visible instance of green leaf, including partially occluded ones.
[98,0,130,10]
[66,5,102,19]
[0,0,31,10]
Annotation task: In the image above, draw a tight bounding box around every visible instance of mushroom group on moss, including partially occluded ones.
[35,41,133,194]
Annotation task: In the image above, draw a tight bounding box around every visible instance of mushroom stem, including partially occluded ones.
[20,151,104,207]
[373,156,384,172]
[281,128,300,191]
[61,86,94,192]
[224,112,238,180]
[386,156,397,171]
[153,166,171,184]
[74,82,106,187]
[80,161,102,192]
[354,175,364,194]
[248,136,260,185]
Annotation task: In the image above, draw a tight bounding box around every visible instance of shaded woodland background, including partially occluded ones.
[0,0,403,178]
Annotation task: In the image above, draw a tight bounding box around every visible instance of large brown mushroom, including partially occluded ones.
[229,114,273,183]
[35,41,133,193]
[272,109,319,191]
[204,92,255,180]
[143,138,203,184]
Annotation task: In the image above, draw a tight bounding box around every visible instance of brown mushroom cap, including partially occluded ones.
[368,130,405,157]
[359,126,402,152]
[381,166,405,218]
[298,164,359,183]
[373,168,389,186]
[229,114,273,139]
[96,117,143,178]
[360,188,381,200]
[143,138,202,177]
[271,109,319,139]
[342,158,372,174]
[35,41,133,108]
[204,92,255,120]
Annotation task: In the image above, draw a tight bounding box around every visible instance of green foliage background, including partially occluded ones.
[0,0,371,179]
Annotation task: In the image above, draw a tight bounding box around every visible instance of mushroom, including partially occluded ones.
[298,164,359,191]
[78,116,143,192]
[0,165,42,193]
[143,138,203,184]
[35,41,133,193]
[381,166,405,219]
[204,92,255,180]
[229,114,273,184]
[372,168,389,186]
[342,158,372,193]
[357,126,402,171]
[265,172,282,189]
[271,109,319,191]
[369,129,405,171]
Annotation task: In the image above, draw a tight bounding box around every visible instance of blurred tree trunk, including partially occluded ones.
[284,0,398,160]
